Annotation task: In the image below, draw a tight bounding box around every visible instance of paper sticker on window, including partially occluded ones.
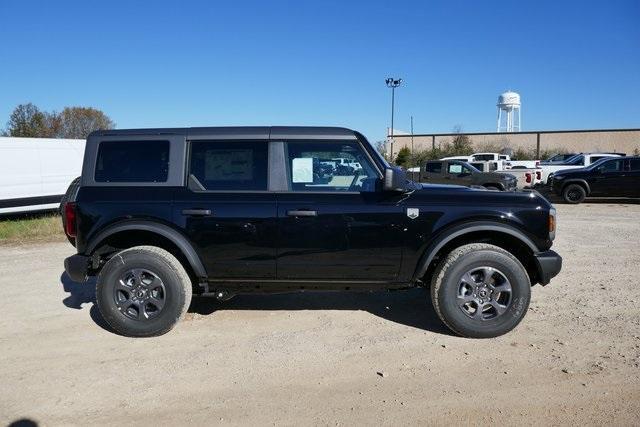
[292,157,313,183]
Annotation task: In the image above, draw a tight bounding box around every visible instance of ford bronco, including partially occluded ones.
[63,126,561,338]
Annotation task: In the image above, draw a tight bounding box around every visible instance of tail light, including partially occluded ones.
[64,202,77,238]
[549,208,557,240]
[536,170,541,180]
[525,172,532,184]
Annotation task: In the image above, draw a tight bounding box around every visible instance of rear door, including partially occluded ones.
[421,161,444,183]
[275,139,403,282]
[625,159,640,197]
[173,139,277,279]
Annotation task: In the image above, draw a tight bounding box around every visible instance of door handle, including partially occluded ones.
[182,209,213,217]
[286,210,317,217]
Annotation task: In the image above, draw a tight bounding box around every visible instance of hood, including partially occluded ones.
[408,183,551,209]
[553,167,589,177]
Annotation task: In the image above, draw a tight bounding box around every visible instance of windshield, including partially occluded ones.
[462,162,481,173]
[564,155,584,165]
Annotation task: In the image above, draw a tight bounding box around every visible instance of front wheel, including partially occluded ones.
[563,183,586,204]
[96,246,192,337]
[431,243,531,338]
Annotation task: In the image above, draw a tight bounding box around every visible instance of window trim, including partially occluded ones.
[282,139,383,193]
[94,139,171,183]
[186,139,271,193]
[82,134,186,187]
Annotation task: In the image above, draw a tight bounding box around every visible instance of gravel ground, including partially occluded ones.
[1,202,639,426]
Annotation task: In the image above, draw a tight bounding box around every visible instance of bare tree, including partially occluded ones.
[56,107,115,138]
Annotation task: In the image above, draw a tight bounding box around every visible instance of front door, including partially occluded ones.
[591,158,626,196]
[173,140,277,279]
[276,140,403,282]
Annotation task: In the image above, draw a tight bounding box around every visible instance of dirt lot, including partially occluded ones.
[1,202,639,426]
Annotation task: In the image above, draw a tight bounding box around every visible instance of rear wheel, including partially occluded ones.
[563,183,586,204]
[431,243,531,338]
[96,246,192,337]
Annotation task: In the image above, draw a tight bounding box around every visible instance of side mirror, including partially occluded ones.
[383,167,408,192]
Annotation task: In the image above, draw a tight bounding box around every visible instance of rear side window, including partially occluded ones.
[189,141,268,191]
[425,162,442,173]
[95,140,169,182]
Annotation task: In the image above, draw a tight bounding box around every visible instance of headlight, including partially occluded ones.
[548,208,556,240]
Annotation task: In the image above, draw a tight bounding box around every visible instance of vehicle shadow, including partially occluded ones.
[60,272,452,336]
[60,272,112,333]
[189,288,453,336]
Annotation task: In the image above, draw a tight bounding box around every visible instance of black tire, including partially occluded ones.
[562,183,586,204]
[431,243,531,338]
[96,246,192,337]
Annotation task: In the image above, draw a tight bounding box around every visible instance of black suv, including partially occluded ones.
[63,126,561,338]
[550,156,640,203]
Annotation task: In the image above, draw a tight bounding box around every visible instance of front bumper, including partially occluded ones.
[64,254,89,283]
[534,250,562,285]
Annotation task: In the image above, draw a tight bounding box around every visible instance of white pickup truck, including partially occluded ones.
[538,153,623,184]
[469,160,542,189]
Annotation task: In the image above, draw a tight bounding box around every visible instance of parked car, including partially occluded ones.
[410,160,518,191]
[469,161,542,188]
[539,152,624,185]
[550,156,640,203]
[63,126,561,338]
[0,137,85,215]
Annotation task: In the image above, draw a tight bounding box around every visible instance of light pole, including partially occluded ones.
[385,77,402,160]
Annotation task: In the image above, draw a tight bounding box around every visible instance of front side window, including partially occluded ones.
[95,140,169,182]
[190,141,268,191]
[286,141,378,192]
[448,164,463,174]
[629,159,640,171]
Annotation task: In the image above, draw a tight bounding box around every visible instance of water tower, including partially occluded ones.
[496,91,521,132]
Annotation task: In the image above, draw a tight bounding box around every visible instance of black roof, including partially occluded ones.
[89,126,357,140]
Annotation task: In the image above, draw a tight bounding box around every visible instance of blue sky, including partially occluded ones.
[1,0,638,142]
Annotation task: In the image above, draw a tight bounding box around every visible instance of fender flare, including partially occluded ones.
[413,221,539,280]
[86,220,207,279]
[561,179,591,195]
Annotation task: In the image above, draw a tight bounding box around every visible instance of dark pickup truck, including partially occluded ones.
[62,126,561,338]
[410,160,518,191]
[550,156,640,203]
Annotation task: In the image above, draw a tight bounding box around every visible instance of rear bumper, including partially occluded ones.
[64,254,89,283]
[534,250,562,285]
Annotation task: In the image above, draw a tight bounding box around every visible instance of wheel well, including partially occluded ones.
[422,230,540,286]
[91,230,199,288]
[562,181,588,195]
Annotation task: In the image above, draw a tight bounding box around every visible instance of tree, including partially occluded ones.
[394,146,411,167]
[56,107,115,139]
[450,125,473,155]
[6,103,49,137]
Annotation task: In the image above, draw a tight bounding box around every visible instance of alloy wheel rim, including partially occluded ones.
[457,266,512,321]
[113,268,166,320]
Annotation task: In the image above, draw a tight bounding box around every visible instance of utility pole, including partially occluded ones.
[410,115,414,160]
[385,77,402,160]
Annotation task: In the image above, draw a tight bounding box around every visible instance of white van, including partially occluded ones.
[0,137,85,214]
